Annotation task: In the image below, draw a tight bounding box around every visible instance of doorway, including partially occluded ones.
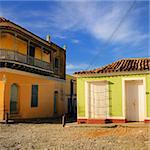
[10,83,19,114]
[125,80,145,122]
[87,81,109,119]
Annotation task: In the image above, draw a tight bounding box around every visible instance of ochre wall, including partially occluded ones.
[42,52,50,63]
[66,75,76,96]
[0,70,66,120]
[0,33,14,50]
[0,81,5,120]
[77,74,150,118]
[0,32,51,63]
[0,33,27,55]
[16,37,27,55]
[0,32,66,79]
[35,47,42,60]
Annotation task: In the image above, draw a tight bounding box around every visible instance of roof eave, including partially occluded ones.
[74,70,150,78]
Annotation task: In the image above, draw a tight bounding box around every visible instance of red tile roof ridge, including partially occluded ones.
[0,17,9,22]
[74,58,150,75]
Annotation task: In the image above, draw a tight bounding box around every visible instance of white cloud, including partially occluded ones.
[66,63,88,74]
[0,1,148,45]
[48,1,148,45]
[71,39,79,44]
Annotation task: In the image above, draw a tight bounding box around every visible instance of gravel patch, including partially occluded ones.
[0,123,149,150]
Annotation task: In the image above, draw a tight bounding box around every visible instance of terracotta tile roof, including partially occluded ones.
[0,17,9,23]
[74,58,150,75]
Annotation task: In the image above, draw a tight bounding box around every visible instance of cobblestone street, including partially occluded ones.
[0,122,150,150]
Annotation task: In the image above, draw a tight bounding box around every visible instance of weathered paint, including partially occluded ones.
[77,74,150,118]
[35,47,42,60]
[0,81,5,119]
[0,70,66,120]
[65,75,77,113]
[0,33,27,55]
[146,75,150,117]
[0,19,66,120]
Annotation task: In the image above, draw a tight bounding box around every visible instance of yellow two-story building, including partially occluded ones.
[0,17,66,120]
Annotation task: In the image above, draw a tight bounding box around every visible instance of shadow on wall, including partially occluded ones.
[1,115,77,124]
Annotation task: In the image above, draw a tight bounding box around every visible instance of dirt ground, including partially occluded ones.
[0,122,150,150]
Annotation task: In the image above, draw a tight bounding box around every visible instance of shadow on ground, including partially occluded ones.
[1,115,77,125]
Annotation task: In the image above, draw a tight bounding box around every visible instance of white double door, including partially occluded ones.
[125,80,144,121]
[89,82,108,119]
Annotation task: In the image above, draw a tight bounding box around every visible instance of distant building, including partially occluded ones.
[65,74,77,118]
[74,58,150,124]
[0,17,66,120]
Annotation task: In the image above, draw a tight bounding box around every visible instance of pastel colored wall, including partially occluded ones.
[77,74,150,118]
[146,75,150,117]
[0,32,66,79]
[42,52,50,63]
[0,33,14,50]
[35,47,42,60]
[15,37,27,55]
[0,70,66,120]
[0,81,5,120]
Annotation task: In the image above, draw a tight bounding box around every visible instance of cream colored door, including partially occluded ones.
[89,82,108,119]
[125,80,144,121]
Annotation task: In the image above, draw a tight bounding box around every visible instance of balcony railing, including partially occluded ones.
[0,49,53,72]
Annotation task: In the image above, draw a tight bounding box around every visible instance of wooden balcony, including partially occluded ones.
[0,49,54,75]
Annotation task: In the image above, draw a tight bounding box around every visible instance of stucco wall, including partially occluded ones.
[0,70,66,120]
[0,81,5,120]
[77,74,150,118]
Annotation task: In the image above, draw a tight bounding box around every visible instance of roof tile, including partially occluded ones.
[74,58,150,75]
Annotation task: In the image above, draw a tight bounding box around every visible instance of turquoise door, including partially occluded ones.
[54,91,58,113]
[10,84,19,114]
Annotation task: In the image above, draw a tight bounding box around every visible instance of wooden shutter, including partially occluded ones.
[31,85,38,107]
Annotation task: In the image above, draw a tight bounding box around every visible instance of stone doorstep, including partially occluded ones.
[66,122,150,128]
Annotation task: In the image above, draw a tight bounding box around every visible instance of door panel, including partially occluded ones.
[10,84,19,114]
[125,80,144,121]
[89,82,108,119]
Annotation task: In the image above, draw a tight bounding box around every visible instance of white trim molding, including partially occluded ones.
[85,80,109,119]
[122,77,146,121]
[0,68,65,83]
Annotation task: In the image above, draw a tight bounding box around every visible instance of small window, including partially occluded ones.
[54,58,59,68]
[31,85,38,107]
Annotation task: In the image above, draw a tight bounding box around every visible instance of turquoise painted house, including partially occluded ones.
[74,58,150,124]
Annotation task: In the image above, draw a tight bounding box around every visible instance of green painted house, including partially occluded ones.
[74,58,150,124]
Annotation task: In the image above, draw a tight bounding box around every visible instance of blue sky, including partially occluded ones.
[0,0,149,74]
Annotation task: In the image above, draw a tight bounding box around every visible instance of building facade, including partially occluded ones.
[0,17,66,120]
[65,75,77,118]
[74,58,150,124]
